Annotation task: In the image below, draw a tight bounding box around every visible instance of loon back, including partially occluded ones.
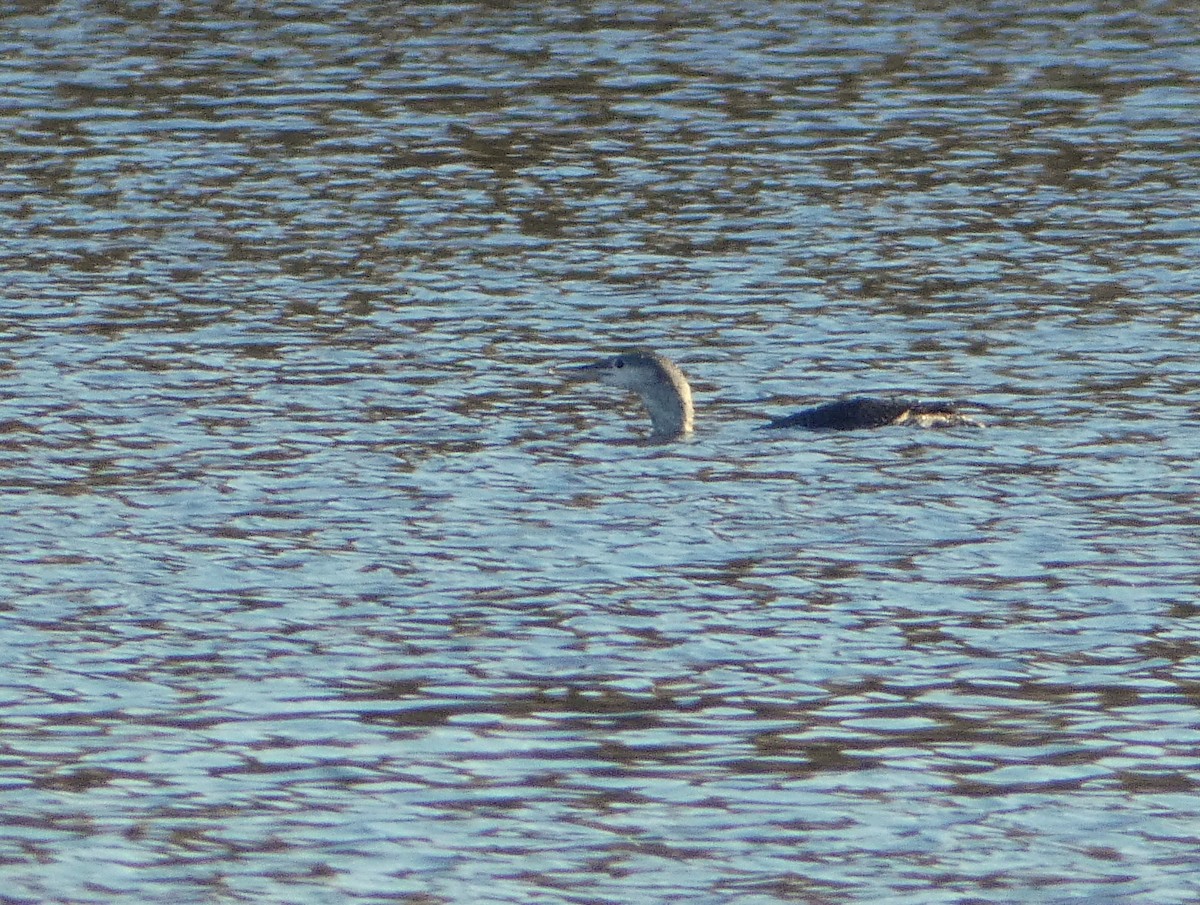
[762,397,982,431]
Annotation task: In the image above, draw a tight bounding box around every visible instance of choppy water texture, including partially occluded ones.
[2,1,1200,902]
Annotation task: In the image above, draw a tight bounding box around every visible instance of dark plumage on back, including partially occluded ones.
[762,398,980,431]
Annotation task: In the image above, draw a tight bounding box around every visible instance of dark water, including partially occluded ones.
[3,1,1200,902]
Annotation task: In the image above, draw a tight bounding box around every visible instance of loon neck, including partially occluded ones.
[640,369,694,438]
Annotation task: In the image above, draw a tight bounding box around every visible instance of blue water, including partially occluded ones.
[2,2,1199,902]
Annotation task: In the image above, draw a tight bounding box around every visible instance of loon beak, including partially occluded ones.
[557,361,604,379]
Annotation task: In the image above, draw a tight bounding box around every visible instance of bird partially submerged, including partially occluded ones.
[562,350,982,439]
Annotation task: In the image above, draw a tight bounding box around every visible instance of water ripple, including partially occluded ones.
[1,1,1199,903]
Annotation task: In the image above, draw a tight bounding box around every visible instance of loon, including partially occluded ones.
[562,351,982,439]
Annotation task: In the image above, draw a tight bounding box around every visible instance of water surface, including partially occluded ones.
[2,2,1199,903]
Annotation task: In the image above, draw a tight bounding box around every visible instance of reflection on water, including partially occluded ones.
[2,1,1199,902]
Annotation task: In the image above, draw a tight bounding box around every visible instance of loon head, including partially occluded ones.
[562,350,694,439]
